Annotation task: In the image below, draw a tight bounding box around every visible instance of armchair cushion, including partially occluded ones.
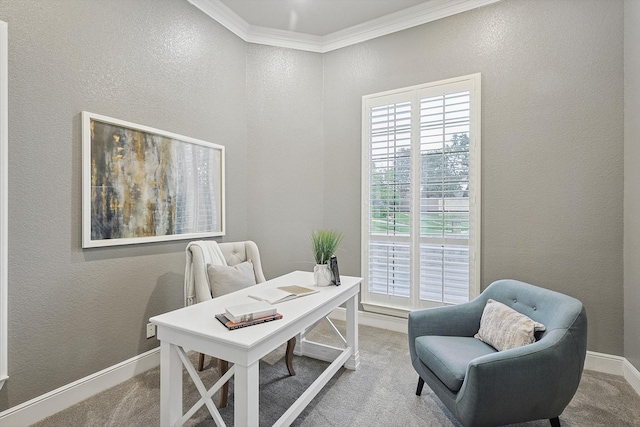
[474,299,546,351]
[207,260,257,298]
[415,336,496,392]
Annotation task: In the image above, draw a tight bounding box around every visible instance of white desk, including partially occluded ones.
[150,270,362,427]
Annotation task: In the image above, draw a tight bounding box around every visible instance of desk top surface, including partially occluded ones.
[150,271,362,349]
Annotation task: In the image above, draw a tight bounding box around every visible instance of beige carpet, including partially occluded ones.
[33,321,640,426]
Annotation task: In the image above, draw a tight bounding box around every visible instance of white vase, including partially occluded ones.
[314,264,333,287]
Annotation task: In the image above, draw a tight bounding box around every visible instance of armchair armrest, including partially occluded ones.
[455,330,582,425]
[190,245,213,304]
[408,299,485,367]
[408,298,485,339]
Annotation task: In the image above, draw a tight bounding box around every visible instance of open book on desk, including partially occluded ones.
[249,285,319,304]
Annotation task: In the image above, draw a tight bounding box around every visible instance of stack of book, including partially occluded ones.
[216,300,282,330]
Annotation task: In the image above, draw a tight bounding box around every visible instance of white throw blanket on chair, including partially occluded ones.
[184,240,227,306]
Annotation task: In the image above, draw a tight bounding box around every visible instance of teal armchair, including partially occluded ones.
[408,279,587,427]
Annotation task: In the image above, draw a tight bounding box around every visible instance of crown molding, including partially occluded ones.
[321,0,499,52]
[187,0,250,38]
[246,26,325,53]
[187,0,500,53]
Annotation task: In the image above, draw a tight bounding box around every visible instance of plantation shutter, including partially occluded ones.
[419,88,471,305]
[362,75,480,314]
[368,98,412,298]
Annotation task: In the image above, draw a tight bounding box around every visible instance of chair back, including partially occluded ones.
[185,240,266,305]
[480,279,585,335]
[479,279,588,380]
[218,241,266,283]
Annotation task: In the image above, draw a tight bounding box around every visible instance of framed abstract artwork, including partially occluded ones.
[82,112,225,248]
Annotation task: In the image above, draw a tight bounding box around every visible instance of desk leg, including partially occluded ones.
[160,341,182,427]
[234,361,259,427]
[345,294,360,370]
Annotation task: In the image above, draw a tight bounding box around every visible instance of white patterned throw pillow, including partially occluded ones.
[474,299,546,351]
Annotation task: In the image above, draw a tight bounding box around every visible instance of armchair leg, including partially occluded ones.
[218,359,229,408]
[204,337,296,408]
[416,377,425,396]
[197,353,205,371]
[285,337,296,376]
[204,337,297,408]
[549,417,561,427]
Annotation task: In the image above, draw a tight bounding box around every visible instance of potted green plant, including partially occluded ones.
[311,230,343,286]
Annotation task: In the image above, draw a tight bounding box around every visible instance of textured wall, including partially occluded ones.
[0,0,247,409]
[246,44,325,279]
[624,0,640,371]
[323,0,624,355]
[0,0,628,412]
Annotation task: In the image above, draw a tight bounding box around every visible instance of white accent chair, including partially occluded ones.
[185,240,296,408]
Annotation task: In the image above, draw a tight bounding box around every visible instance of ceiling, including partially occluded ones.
[187,0,500,53]
[217,0,429,36]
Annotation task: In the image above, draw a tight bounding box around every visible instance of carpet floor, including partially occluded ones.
[32,321,640,426]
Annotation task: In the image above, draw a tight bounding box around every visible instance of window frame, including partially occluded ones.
[360,74,481,317]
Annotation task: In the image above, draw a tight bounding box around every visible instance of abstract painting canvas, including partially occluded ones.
[82,112,225,248]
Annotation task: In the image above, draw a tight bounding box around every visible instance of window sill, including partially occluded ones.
[361,301,411,319]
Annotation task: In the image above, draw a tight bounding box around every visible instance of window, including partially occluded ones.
[361,74,481,317]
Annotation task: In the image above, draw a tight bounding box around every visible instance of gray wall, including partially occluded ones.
[0,0,628,411]
[624,0,640,371]
[323,0,624,355]
[246,44,325,279]
[0,0,248,409]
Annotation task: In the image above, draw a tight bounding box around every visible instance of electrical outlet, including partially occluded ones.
[146,323,156,339]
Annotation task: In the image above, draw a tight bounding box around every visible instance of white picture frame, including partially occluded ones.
[82,112,225,248]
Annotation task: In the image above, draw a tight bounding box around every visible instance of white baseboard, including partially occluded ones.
[623,357,640,396]
[2,312,639,427]
[0,347,160,427]
[328,306,408,333]
[583,350,624,375]
[581,351,640,396]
